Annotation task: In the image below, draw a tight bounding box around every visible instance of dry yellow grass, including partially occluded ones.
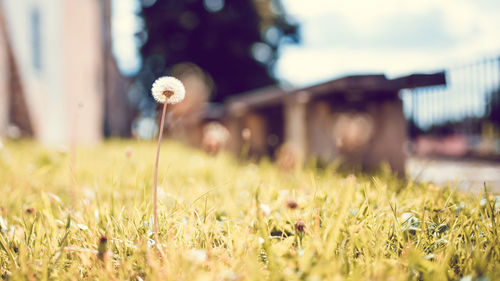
[0,140,498,280]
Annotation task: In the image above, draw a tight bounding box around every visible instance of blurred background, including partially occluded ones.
[1,0,500,190]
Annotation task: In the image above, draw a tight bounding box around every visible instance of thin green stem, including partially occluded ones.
[154,101,168,243]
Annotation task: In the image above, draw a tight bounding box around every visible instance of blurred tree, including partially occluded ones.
[135,0,299,105]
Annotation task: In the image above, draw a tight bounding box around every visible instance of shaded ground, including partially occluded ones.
[407,156,500,193]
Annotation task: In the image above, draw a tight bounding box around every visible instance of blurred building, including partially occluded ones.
[226,72,446,174]
[0,0,130,144]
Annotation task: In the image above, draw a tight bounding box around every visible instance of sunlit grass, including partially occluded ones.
[0,140,498,280]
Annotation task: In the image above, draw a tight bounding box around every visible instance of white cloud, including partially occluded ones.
[276,46,450,86]
[278,0,500,86]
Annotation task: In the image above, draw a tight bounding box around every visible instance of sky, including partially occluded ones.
[112,0,142,76]
[113,0,500,87]
[112,0,500,128]
[276,0,500,86]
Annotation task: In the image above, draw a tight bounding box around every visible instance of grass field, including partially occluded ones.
[0,140,498,280]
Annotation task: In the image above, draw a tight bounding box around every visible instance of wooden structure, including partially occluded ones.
[225,73,446,174]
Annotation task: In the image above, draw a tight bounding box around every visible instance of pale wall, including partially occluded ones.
[2,0,65,143]
[62,0,103,144]
[1,0,104,144]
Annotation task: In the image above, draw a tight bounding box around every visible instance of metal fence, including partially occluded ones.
[401,55,500,135]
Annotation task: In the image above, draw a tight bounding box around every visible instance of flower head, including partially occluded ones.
[286,199,298,210]
[98,235,108,260]
[187,249,208,264]
[25,206,35,214]
[295,219,306,233]
[260,203,271,217]
[151,76,186,104]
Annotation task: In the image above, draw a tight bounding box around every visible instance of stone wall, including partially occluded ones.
[227,95,408,174]
[305,98,407,174]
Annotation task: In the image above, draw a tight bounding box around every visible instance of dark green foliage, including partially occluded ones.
[136,0,299,103]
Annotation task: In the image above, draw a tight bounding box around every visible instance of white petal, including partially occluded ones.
[151,76,186,104]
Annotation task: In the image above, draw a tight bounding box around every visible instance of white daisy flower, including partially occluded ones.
[151,76,186,104]
[77,223,89,230]
[260,203,271,217]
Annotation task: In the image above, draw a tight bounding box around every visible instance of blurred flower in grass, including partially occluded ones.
[187,249,208,264]
[286,199,298,210]
[260,203,271,217]
[24,207,35,215]
[295,219,306,233]
[202,122,230,155]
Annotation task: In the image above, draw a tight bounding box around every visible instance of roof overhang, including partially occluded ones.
[226,72,446,114]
